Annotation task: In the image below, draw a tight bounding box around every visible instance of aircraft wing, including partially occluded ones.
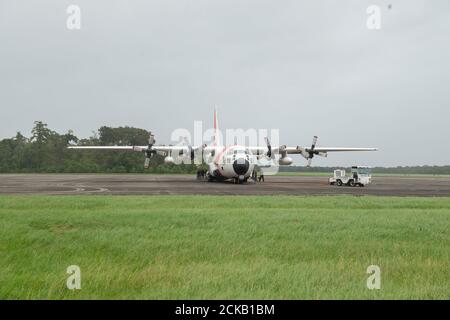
[249,137,377,166]
[67,144,202,168]
[68,145,195,152]
[284,147,378,154]
[248,146,377,154]
[67,146,138,151]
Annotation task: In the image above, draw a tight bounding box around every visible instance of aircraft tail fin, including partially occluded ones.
[213,106,220,146]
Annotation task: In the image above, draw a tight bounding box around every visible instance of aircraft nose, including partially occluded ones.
[233,158,249,175]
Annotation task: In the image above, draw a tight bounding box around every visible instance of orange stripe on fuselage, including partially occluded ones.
[214,145,237,165]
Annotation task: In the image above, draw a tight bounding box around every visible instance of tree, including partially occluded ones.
[31,121,52,144]
[98,126,149,146]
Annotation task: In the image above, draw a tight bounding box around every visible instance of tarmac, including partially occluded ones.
[1,174,450,196]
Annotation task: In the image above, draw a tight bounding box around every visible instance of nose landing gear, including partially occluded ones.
[233,175,246,184]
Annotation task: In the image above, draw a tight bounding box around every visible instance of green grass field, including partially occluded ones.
[0,195,448,299]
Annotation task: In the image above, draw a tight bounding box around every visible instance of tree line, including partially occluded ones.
[0,121,196,174]
[1,121,449,174]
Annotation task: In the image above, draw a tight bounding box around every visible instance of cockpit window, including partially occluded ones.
[230,148,250,156]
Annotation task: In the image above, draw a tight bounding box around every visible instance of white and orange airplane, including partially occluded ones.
[68,108,377,183]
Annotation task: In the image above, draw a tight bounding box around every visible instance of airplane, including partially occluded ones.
[68,108,377,184]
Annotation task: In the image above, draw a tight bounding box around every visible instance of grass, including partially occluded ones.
[0,195,448,300]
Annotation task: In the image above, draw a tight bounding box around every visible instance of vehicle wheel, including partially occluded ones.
[348,180,355,187]
[336,180,343,186]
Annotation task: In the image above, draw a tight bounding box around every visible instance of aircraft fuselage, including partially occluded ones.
[206,145,255,182]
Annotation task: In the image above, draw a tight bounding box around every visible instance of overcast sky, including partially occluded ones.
[1,0,449,166]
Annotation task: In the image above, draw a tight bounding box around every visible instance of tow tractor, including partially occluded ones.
[329,166,372,187]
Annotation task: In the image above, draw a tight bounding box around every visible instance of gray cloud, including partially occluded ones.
[1,0,449,166]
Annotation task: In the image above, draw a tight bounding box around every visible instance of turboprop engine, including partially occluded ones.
[164,156,175,164]
[277,145,292,165]
[278,156,293,165]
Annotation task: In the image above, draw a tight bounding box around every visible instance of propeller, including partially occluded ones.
[311,135,318,152]
[144,132,156,169]
[177,137,196,164]
[265,137,272,158]
[298,136,327,167]
[177,145,196,163]
[189,145,195,162]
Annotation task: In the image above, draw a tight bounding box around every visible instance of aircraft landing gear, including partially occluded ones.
[233,176,245,184]
[206,172,215,182]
